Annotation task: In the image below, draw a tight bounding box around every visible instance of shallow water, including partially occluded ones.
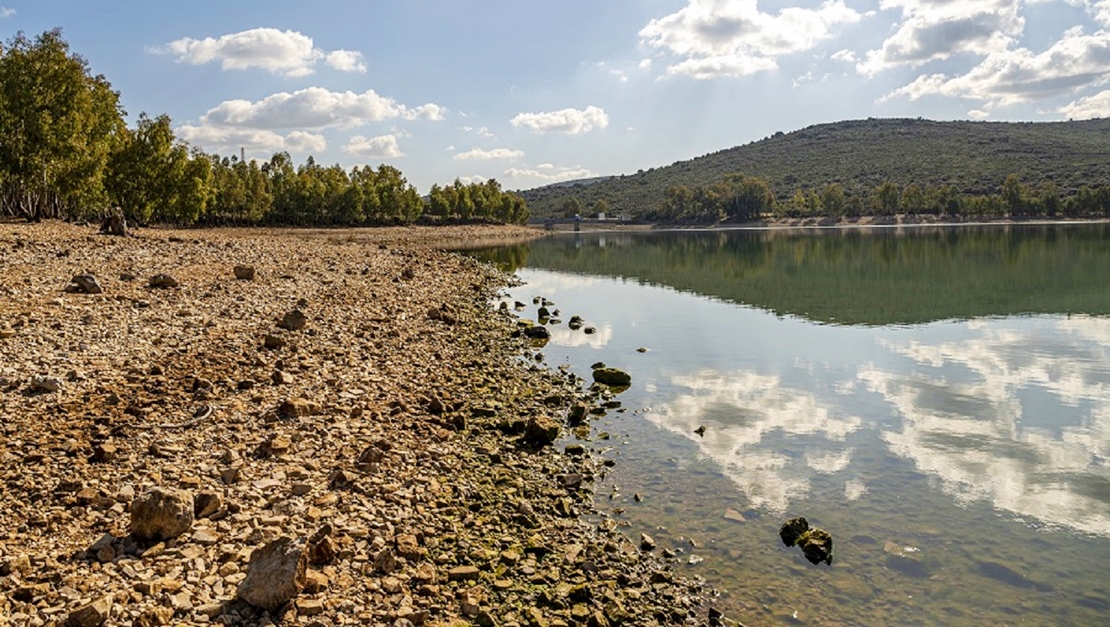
[465,225,1110,626]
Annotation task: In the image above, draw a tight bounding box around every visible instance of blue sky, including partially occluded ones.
[3,1,1110,193]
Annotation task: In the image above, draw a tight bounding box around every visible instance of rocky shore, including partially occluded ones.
[0,222,713,626]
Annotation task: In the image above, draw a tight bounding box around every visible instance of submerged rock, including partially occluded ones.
[592,367,631,387]
[780,516,833,565]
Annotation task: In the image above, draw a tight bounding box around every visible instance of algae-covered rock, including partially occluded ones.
[798,528,834,565]
[592,367,631,387]
[779,517,809,547]
[780,516,833,565]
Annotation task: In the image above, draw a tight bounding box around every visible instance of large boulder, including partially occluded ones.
[130,487,194,541]
[237,536,307,611]
[592,367,631,387]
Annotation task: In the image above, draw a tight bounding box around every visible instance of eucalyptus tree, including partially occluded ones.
[0,29,126,219]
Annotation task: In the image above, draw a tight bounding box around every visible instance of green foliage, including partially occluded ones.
[521,117,1110,220]
[0,29,125,219]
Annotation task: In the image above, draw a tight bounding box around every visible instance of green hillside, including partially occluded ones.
[520,117,1110,219]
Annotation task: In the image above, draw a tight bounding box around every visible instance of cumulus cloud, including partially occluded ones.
[1059,89,1110,118]
[176,124,325,155]
[510,106,609,134]
[503,166,599,182]
[831,49,857,63]
[153,28,367,77]
[325,49,367,73]
[199,87,445,130]
[858,0,1023,76]
[0,7,15,18]
[639,0,862,79]
[344,134,404,158]
[880,26,1110,107]
[453,148,525,161]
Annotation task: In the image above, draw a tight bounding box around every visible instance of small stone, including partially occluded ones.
[639,533,656,551]
[592,367,631,387]
[65,274,103,295]
[130,487,194,541]
[272,370,295,385]
[91,442,117,462]
[233,265,256,280]
[30,375,64,393]
[263,334,286,350]
[64,594,113,627]
[779,517,810,547]
[237,536,307,611]
[148,274,179,289]
[304,570,329,594]
[279,397,321,418]
[296,598,326,616]
[278,309,308,331]
[193,491,223,519]
[724,508,746,523]
[448,565,480,581]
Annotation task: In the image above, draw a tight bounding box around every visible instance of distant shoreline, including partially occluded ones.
[538,215,1110,234]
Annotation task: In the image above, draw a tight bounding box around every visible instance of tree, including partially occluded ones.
[561,196,583,219]
[0,29,125,219]
[820,183,846,219]
[873,182,900,215]
[107,113,208,224]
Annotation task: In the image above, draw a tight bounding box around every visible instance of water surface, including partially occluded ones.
[468,225,1110,626]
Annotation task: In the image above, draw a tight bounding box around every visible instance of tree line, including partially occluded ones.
[636,174,1110,223]
[0,30,528,226]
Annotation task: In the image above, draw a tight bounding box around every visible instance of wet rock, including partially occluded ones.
[640,533,656,551]
[148,274,179,289]
[798,527,834,565]
[592,367,631,387]
[238,536,307,611]
[65,274,103,295]
[522,325,550,340]
[64,594,113,627]
[723,508,746,523]
[278,309,308,331]
[779,517,810,547]
[233,264,256,280]
[568,315,585,330]
[130,487,194,540]
[694,425,706,436]
[883,540,933,577]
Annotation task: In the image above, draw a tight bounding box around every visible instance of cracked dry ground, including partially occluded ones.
[0,222,712,627]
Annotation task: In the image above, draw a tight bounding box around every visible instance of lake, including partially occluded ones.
[464,224,1110,626]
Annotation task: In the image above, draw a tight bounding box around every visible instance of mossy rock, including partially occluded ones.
[592,367,631,387]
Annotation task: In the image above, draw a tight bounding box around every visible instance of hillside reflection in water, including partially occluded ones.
[466,224,1110,625]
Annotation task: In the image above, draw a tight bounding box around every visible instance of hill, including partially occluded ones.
[519,117,1110,218]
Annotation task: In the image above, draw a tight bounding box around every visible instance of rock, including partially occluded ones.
[523,416,560,447]
[272,370,295,385]
[798,528,834,565]
[233,265,256,280]
[566,403,589,425]
[99,211,128,236]
[723,508,746,523]
[263,334,287,349]
[883,541,933,578]
[130,487,194,540]
[65,274,103,295]
[779,517,810,547]
[30,375,64,393]
[584,326,597,334]
[537,306,551,319]
[134,606,173,627]
[568,316,584,330]
[448,565,480,581]
[278,308,308,331]
[592,367,631,387]
[148,274,179,289]
[64,594,113,627]
[694,425,706,436]
[396,533,424,560]
[640,533,656,551]
[279,397,321,418]
[193,491,223,519]
[237,536,307,611]
[91,442,117,462]
[780,517,833,565]
[564,443,585,456]
[522,325,550,340]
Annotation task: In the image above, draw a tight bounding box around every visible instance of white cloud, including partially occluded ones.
[453,148,525,161]
[639,58,653,70]
[503,166,599,182]
[1059,89,1110,118]
[858,0,1023,76]
[456,175,490,185]
[0,7,15,18]
[176,124,323,155]
[639,0,862,79]
[880,26,1110,107]
[344,134,404,158]
[153,28,369,77]
[199,87,444,130]
[967,108,992,119]
[510,106,609,134]
[831,48,857,63]
[325,49,367,73]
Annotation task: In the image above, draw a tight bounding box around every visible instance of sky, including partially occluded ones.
[3,1,1110,193]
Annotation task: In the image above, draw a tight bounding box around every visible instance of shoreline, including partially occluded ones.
[0,222,712,626]
[539,215,1110,234]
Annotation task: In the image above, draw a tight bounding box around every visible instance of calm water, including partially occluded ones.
[466,225,1110,626]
